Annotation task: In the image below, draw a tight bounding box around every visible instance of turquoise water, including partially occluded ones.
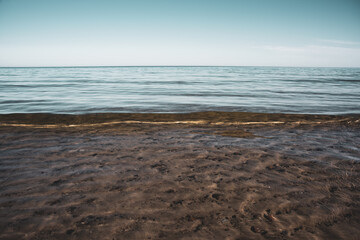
[0,66,359,114]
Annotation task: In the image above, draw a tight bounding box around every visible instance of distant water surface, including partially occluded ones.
[0,66,359,114]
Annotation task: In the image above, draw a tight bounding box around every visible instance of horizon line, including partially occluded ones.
[0,65,359,68]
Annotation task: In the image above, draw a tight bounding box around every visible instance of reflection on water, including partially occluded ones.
[0,66,359,114]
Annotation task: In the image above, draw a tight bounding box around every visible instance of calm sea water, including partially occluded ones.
[0,66,359,114]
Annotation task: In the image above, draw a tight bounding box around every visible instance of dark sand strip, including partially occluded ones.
[1,111,358,125]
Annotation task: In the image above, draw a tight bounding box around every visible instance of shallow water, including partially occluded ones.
[1,123,359,239]
[1,66,359,114]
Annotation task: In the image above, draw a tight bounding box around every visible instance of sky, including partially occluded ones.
[0,0,360,67]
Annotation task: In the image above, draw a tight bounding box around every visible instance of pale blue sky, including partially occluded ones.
[0,0,360,67]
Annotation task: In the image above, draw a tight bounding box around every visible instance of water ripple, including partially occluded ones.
[0,66,359,114]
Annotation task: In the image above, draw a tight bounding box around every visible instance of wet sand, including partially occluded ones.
[0,112,360,239]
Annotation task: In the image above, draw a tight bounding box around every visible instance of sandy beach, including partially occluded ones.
[0,112,359,239]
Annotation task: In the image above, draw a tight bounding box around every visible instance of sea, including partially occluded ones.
[0,66,359,115]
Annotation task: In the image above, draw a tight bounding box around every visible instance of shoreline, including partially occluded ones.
[1,111,359,126]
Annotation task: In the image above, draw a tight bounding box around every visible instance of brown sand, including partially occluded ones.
[0,112,359,239]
